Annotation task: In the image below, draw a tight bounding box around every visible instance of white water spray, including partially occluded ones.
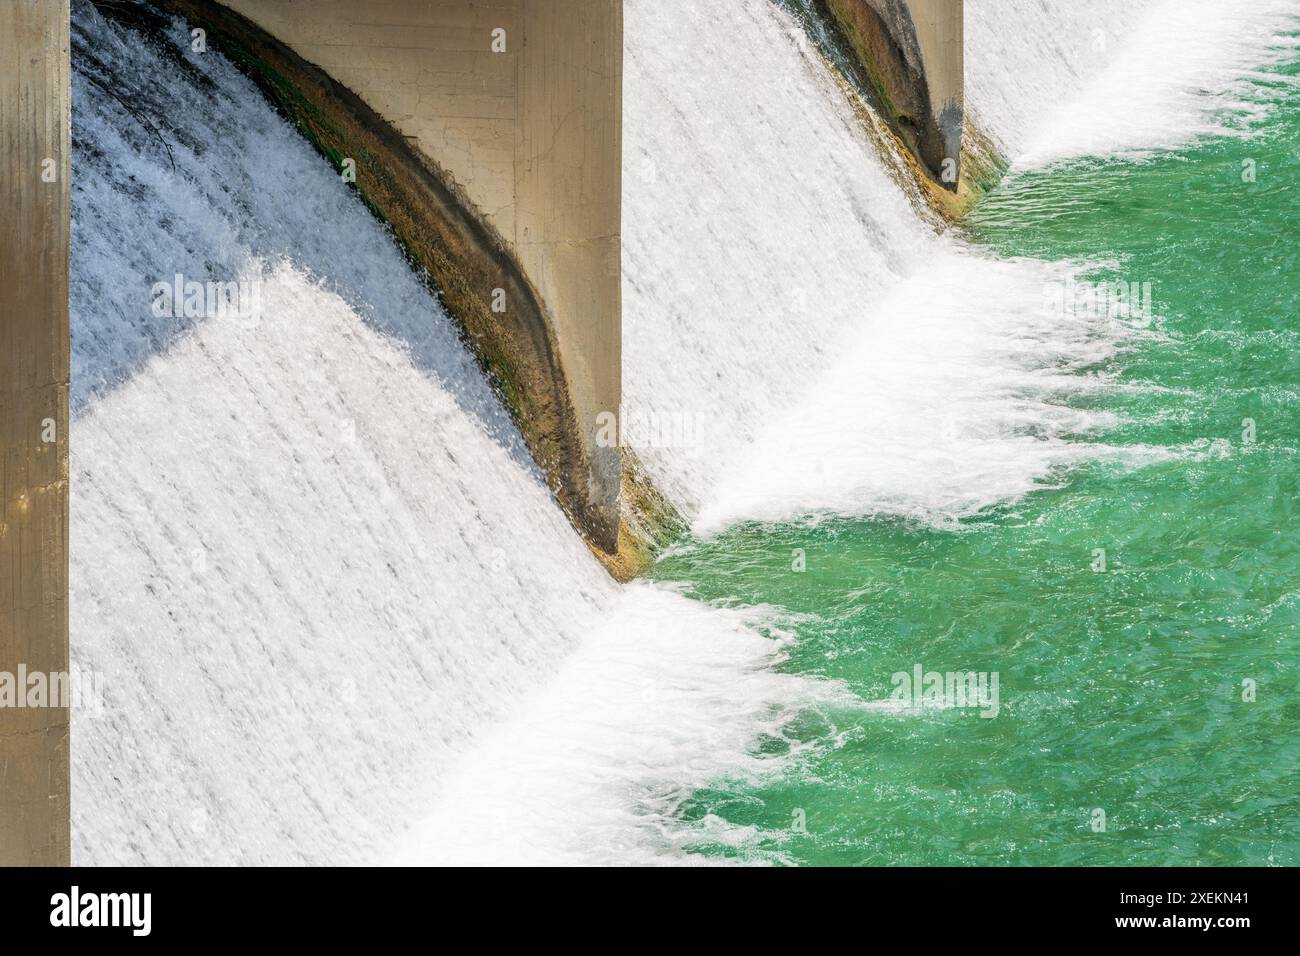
[70,0,1299,865]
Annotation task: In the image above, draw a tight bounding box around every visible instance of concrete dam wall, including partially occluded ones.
[825,0,964,188]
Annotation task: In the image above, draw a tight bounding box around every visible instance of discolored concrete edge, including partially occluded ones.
[824,0,964,191]
[149,0,678,573]
[605,448,686,582]
[804,28,999,225]
[0,0,72,866]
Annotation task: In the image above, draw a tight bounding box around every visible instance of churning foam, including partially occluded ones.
[390,585,849,866]
[968,0,1300,168]
[693,251,1164,534]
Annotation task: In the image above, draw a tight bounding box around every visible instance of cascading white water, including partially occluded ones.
[620,0,933,515]
[620,0,1149,537]
[963,0,1160,160]
[624,0,1300,536]
[70,0,838,867]
[966,0,1300,168]
[71,0,1300,865]
[70,0,618,864]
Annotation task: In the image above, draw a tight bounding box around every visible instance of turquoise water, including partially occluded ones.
[656,57,1300,865]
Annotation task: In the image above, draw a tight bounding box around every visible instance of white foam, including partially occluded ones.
[389,584,850,866]
[693,251,1161,533]
[968,0,1300,167]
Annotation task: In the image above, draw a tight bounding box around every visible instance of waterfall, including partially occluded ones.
[70,0,835,867]
[966,0,1300,168]
[622,0,1145,536]
[69,0,1299,864]
[70,0,621,864]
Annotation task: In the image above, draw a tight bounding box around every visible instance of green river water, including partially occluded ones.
[656,53,1300,865]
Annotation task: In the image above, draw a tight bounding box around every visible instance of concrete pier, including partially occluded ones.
[826,0,964,189]
[0,0,71,866]
[159,0,625,557]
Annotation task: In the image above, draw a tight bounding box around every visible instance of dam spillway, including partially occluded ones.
[4,0,962,860]
[1,0,1297,869]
